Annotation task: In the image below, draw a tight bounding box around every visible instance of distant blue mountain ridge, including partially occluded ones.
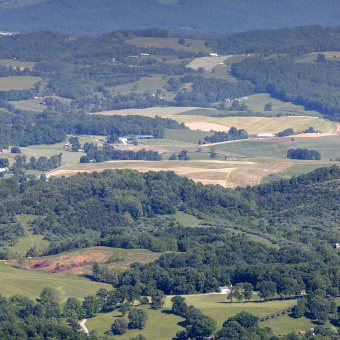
[0,0,338,37]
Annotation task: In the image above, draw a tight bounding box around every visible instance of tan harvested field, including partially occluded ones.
[7,247,162,276]
[50,158,299,188]
[95,106,199,116]
[96,107,336,134]
[186,55,233,71]
[227,159,293,188]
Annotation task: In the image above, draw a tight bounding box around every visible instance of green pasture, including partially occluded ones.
[87,295,299,339]
[181,294,298,329]
[0,261,111,302]
[261,314,318,336]
[4,214,49,256]
[214,135,340,160]
[87,303,184,340]
[163,128,213,144]
[13,96,72,112]
[126,37,211,53]
[0,76,41,90]
[113,75,169,96]
[234,93,323,117]
[0,59,36,68]
[186,55,232,72]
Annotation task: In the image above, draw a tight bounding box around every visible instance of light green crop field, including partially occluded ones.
[186,55,233,72]
[0,261,111,302]
[126,37,211,53]
[214,135,340,160]
[0,59,36,68]
[0,76,42,90]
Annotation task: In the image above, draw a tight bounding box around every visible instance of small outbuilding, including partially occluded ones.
[217,285,232,294]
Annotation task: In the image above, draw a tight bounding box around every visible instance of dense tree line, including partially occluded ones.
[205,25,340,56]
[232,56,340,119]
[12,154,62,171]
[0,109,185,147]
[81,145,162,163]
[277,128,293,137]
[204,127,248,143]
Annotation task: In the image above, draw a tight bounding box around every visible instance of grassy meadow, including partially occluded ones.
[0,261,111,302]
[0,76,41,90]
[86,294,300,339]
[127,37,211,54]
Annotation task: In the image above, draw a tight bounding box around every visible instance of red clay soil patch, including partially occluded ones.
[47,260,93,274]
[9,249,162,276]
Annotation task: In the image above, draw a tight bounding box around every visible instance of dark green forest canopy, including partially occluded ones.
[0,109,186,147]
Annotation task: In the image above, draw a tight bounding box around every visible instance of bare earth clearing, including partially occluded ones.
[7,249,161,275]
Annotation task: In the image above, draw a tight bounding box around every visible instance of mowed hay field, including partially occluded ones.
[0,261,111,302]
[186,55,232,71]
[0,76,42,90]
[96,106,335,134]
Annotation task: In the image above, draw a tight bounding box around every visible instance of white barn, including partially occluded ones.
[217,285,232,294]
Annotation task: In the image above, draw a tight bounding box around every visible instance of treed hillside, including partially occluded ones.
[0,0,338,36]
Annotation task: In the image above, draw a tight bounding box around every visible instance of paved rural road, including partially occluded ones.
[79,319,89,335]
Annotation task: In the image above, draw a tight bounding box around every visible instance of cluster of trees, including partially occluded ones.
[292,291,337,325]
[0,288,99,340]
[12,154,62,171]
[203,126,248,143]
[287,148,321,160]
[81,145,162,163]
[172,297,216,339]
[277,128,293,137]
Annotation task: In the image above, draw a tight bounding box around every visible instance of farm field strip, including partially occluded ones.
[0,76,42,90]
[186,55,233,71]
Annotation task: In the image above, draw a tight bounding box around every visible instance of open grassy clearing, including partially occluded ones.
[0,75,41,90]
[174,294,298,329]
[0,261,111,302]
[231,93,323,117]
[0,59,36,68]
[296,51,340,63]
[261,313,319,336]
[3,214,50,256]
[186,55,233,72]
[13,95,72,112]
[126,36,211,53]
[87,303,184,340]
[215,135,340,160]
[113,75,169,96]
